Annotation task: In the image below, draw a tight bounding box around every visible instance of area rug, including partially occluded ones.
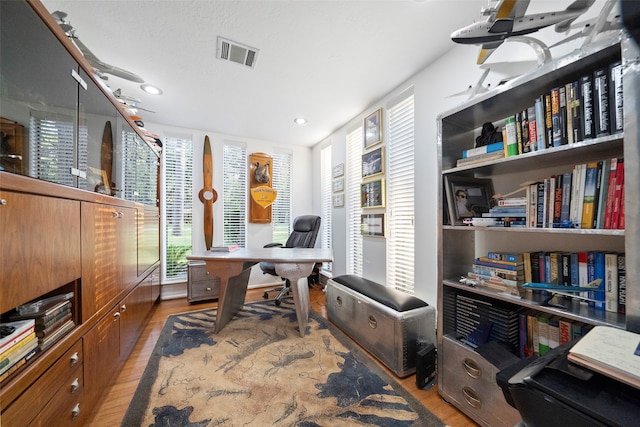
[122,299,444,427]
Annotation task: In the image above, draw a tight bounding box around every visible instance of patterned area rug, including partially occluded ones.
[122,299,444,426]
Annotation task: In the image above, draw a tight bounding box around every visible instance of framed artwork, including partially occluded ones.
[445,176,494,225]
[333,193,344,207]
[360,179,385,209]
[362,147,384,178]
[333,178,344,193]
[361,213,385,237]
[364,108,382,149]
[332,163,344,178]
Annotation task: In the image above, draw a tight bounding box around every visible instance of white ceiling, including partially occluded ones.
[40,0,488,147]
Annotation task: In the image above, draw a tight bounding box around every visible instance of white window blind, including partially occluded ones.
[28,112,75,186]
[271,151,292,244]
[387,92,415,294]
[346,127,363,276]
[320,145,332,272]
[162,136,193,282]
[223,143,247,246]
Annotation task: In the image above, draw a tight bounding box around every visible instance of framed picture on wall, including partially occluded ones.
[444,176,494,225]
[362,147,384,178]
[333,178,344,193]
[364,108,382,149]
[360,179,385,209]
[361,213,385,237]
[332,163,344,178]
[333,193,344,207]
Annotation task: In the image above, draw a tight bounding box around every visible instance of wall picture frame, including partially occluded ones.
[361,213,385,237]
[364,108,382,149]
[360,178,385,209]
[362,147,384,178]
[333,193,344,207]
[444,176,494,225]
[333,178,344,193]
[332,163,344,178]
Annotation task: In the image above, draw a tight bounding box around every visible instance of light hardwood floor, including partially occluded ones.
[85,285,478,426]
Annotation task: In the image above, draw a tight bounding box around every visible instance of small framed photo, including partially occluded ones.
[362,147,384,178]
[333,193,344,207]
[333,178,344,193]
[332,163,344,178]
[364,108,382,149]
[361,213,385,237]
[445,176,494,225]
[360,178,385,209]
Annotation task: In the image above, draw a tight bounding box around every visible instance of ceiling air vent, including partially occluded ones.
[217,37,259,69]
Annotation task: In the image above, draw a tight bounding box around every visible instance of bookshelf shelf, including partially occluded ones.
[437,32,639,427]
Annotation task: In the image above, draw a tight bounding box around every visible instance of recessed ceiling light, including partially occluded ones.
[294,117,307,125]
[141,84,163,95]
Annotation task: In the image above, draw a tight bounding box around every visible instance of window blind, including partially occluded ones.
[223,143,247,246]
[387,92,415,294]
[162,136,193,282]
[271,151,292,244]
[28,112,75,186]
[320,145,332,272]
[346,127,363,276]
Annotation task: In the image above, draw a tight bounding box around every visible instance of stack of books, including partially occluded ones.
[482,197,527,227]
[10,298,75,352]
[466,252,525,294]
[0,319,37,382]
[456,141,505,167]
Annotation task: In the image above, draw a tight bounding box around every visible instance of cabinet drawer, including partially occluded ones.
[3,339,83,426]
[189,281,220,301]
[189,262,216,282]
[36,368,85,427]
[440,337,520,427]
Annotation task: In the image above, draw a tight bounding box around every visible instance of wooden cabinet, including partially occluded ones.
[0,117,25,174]
[437,34,638,426]
[0,189,81,314]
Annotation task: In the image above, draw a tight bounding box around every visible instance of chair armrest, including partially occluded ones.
[263,243,284,248]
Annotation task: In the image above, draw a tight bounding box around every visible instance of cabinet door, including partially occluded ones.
[81,202,136,321]
[77,69,119,195]
[0,1,79,186]
[138,206,160,276]
[119,284,152,360]
[83,306,120,411]
[0,190,81,313]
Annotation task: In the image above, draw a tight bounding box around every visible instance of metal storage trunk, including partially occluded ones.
[326,275,436,377]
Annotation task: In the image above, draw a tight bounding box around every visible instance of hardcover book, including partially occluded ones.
[593,67,610,136]
[580,74,595,139]
[569,80,582,143]
[604,253,618,313]
[581,162,599,229]
[609,60,624,133]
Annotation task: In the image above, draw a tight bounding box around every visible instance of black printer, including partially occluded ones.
[497,341,640,427]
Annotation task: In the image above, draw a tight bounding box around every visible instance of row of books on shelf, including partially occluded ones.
[518,310,593,359]
[486,157,624,229]
[458,59,623,167]
[0,298,75,382]
[463,251,626,314]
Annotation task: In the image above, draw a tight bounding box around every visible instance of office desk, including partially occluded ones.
[187,248,333,337]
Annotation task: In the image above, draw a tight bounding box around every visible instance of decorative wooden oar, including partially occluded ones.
[198,136,217,250]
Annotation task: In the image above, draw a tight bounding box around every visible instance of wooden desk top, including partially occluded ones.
[188,247,333,263]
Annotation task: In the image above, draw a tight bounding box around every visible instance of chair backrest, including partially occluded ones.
[284,215,321,248]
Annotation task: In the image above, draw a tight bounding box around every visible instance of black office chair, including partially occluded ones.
[261,215,321,305]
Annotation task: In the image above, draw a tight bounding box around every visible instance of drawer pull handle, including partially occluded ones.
[69,352,79,366]
[121,304,127,312]
[206,287,212,291]
[113,312,121,321]
[368,315,377,329]
[462,386,481,409]
[336,296,342,307]
[71,403,80,419]
[463,358,481,379]
[70,378,80,393]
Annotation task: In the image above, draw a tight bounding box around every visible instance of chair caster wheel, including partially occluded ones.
[274,299,281,306]
[263,292,269,299]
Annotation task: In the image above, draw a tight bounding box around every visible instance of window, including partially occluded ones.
[271,151,292,244]
[162,136,193,283]
[222,142,247,246]
[346,127,363,276]
[320,145,332,272]
[387,91,415,294]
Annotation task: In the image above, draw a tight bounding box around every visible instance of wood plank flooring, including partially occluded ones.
[85,286,478,426]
